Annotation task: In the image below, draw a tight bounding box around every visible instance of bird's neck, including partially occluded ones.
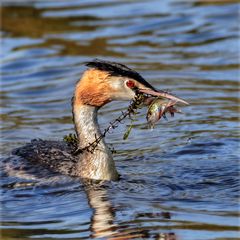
[72,103,119,181]
[73,104,103,148]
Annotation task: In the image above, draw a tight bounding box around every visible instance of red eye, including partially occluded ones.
[126,80,135,88]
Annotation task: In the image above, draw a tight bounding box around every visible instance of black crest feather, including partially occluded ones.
[84,59,155,90]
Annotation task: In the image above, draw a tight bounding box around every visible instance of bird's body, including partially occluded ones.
[13,103,119,181]
[13,59,188,181]
[13,139,76,175]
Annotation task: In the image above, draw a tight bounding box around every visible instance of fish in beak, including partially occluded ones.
[135,83,189,127]
[84,59,189,129]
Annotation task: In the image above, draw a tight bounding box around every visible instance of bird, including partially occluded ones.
[13,59,188,181]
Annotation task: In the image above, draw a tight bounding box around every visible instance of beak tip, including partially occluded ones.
[139,88,189,106]
[180,100,190,105]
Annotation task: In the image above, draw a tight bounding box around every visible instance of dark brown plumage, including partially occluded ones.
[12,139,78,176]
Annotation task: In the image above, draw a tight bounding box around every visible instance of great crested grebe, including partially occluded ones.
[13,59,188,181]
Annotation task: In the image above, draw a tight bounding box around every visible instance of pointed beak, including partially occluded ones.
[138,87,189,105]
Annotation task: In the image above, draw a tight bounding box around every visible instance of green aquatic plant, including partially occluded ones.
[123,93,145,140]
[63,133,78,147]
[123,124,133,140]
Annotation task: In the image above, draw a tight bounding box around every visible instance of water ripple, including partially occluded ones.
[1,0,239,239]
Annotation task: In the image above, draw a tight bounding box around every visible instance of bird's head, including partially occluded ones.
[74,59,188,107]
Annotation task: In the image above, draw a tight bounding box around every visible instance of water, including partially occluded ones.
[1,0,239,239]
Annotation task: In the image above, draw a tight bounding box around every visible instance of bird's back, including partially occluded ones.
[12,139,80,176]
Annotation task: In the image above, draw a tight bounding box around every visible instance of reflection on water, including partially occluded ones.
[85,182,177,240]
[1,0,239,239]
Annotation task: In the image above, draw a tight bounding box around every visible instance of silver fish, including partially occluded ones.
[147,98,181,128]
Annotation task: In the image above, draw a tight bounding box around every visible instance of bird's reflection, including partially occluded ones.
[83,181,117,239]
[83,179,176,240]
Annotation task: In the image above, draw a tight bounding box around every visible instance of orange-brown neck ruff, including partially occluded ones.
[74,69,112,107]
